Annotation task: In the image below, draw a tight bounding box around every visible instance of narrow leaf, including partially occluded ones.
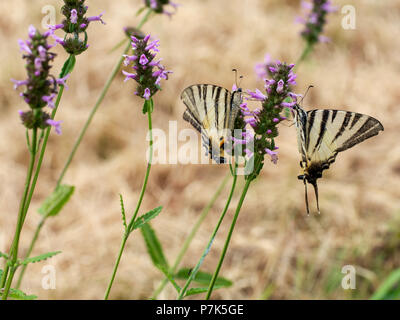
[156,264,181,293]
[130,206,162,233]
[119,194,127,230]
[60,54,76,78]
[38,185,75,217]
[185,285,224,297]
[136,7,146,16]
[141,223,168,269]
[142,99,150,114]
[371,269,400,300]
[7,288,37,300]
[0,251,9,260]
[175,268,233,288]
[20,251,61,266]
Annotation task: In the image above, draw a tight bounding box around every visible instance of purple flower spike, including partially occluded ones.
[46,119,62,135]
[47,1,106,55]
[122,33,171,101]
[14,26,64,132]
[298,0,337,46]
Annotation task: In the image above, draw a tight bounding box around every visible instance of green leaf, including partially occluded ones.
[7,288,37,300]
[156,264,181,293]
[20,251,61,266]
[175,268,233,288]
[119,194,127,231]
[141,223,168,270]
[136,7,146,16]
[142,98,154,114]
[38,185,75,218]
[0,251,9,260]
[185,285,224,297]
[130,206,162,233]
[59,54,76,78]
[371,269,400,300]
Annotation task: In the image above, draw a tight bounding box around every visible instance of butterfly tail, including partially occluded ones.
[311,181,320,214]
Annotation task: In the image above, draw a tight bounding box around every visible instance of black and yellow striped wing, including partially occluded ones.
[304,109,384,171]
[181,84,241,163]
[293,105,384,214]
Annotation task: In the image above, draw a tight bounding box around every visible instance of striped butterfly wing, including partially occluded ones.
[305,109,384,169]
[295,106,384,214]
[181,84,240,163]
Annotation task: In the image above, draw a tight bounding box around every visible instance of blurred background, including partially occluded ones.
[0,0,399,299]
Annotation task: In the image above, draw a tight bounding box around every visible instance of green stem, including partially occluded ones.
[103,235,128,300]
[104,100,153,300]
[205,177,252,300]
[20,86,65,227]
[151,172,231,299]
[15,216,46,289]
[295,43,314,69]
[1,128,37,300]
[177,165,238,300]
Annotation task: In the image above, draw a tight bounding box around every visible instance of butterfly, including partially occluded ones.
[180,84,243,163]
[292,104,384,214]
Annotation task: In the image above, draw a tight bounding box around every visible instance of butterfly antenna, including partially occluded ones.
[303,177,310,216]
[311,181,321,214]
[300,85,314,105]
[232,69,238,87]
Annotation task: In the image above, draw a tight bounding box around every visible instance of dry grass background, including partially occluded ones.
[0,0,399,300]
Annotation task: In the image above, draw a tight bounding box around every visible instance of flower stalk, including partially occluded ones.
[104,99,154,300]
[177,163,238,300]
[151,172,231,299]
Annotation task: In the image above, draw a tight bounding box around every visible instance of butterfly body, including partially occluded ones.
[181,84,242,163]
[292,104,384,214]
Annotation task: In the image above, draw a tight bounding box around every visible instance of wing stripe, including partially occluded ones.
[331,110,338,123]
[187,87,196,108]
[337,117,383,152]
[312,109,330,153]
[214,86,221,129]
[350,113,362,129]
[332,111,351,143]
[183,110,202,133]
[306,110,316,150]
[224,89,229,128]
